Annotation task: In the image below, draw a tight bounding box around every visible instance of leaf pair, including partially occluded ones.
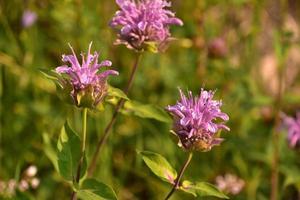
[56,123,117,200]
[139,151,229,199]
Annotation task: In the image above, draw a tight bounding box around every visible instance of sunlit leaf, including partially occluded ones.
[77,178,117,200]
[180,180,229,199]
[42,133,58,171]
[105,92,170,123]
[57,122,86,182]
[124,101,171,123]
[138,151,177,183]
[107,85,129,100]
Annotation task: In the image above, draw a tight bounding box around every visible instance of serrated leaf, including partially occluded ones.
[124,101,171,123]
[138,151,177,183]
[57,122,86,182]
[77,179,117,200]
[107,86,129,100]
[180,181,229,199]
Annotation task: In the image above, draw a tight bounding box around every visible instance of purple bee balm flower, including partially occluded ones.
[110,0,183,52]
[282,112,300,148]
[166,88,230,151]
[22,10,37,28]
[55,42,119,108]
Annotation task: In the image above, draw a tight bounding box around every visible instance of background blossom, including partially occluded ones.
[22,10,37,28]
[215,173,245,195]
[282,112,300,148]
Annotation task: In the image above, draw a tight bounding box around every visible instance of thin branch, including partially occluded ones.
[87,53,142,176]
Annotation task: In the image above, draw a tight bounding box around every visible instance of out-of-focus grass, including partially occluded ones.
[0,0,300,199]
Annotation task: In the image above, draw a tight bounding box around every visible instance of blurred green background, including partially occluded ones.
[1,0,300,199]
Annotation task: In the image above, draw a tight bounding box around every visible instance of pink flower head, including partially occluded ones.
[55,42,118,108]
[110,0,183,52]
[282,112,300,148]
[166,88,229,151]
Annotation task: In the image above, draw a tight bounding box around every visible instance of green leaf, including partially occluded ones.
[107,86,129,100]
[42,133,58,171]
[105,92,170,123]
[77,178,117,200]
[280,165,300,189]
[40,68,74,105]
[138,151,177,183]
[124,101,171,123]
[180,181,229,199]
[39,68,61,81]
[57,122,87,182]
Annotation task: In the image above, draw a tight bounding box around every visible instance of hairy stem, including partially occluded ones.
[165,152,193,200]
[87,53,142,176]
[71,108,88,200]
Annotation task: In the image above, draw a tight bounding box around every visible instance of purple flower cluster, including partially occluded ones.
[282,112,300,148]
[166,88,229,151]
[55,42,118,108]
[110,0,183,51]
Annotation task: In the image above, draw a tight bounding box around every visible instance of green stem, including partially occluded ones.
[87,53,142,177]
[81,108,88,158]
[165,152,193,200]
[71,108,88,200]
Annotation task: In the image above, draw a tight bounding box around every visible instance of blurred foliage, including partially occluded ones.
[0,0,300,199]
